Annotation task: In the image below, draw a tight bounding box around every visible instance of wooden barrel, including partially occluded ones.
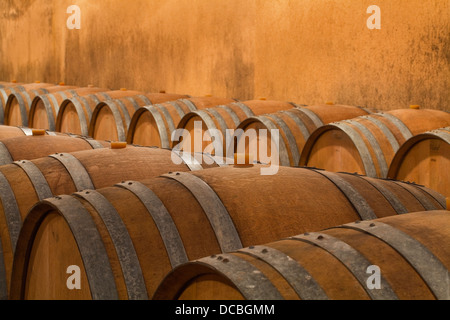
[4,84,80,127]
[388,127,450,197]
[154,210,450,300]
[299,108,450,178]
[55,89,147,136]
[232,104,371,167]
[0,133,110,165]
[88,92,191,142]
[0,82,58,124]
[126,96,237,148]
[0,146,222,299]
[174,100,296,157]
[0,126,73,140]
[0,81,22,89]
[9,165,445,300]
[28,86,110,131]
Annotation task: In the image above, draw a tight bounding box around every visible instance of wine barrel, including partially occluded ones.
[154,210,450,300]
[174,100,296,157]
[28,86,110,131]
[0,126,74,140]
[55,89,147,136]
[0,132,110,165]
[0,146,221,299]
[0,82,58,124]
[126,96,237,148]
[299,107,450,178]
[232,104,371,167]
[0,81,22,89]
[388,127,450,197]
[4,84,80,127]
[88,92,191,142]
[9,165,445,300]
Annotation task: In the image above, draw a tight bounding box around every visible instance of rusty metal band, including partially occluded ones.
[239,245,329,300]
[192,110,224,154]
[250,116,290,167]
[173,151,204,171]
[0,171,21,252]
[155,104,176,136]
[231,102,255,118]
[18,127,33,136]
[0,237,7,300]
[279,109,312,141]
[216,105,241,127]
[340,220,450,300]
[74,190,148,300]
[350,174,408,214]
[391,181,438,211]
[162,172,242,253]
[197,254,284,300]
[39,95,57,130]
[362,115,400,151]
[167,101,186,118]
[115,181,188,268]
[332,122,378,177]
[377,113,413,141]
[266,114,301,166]
[343,119,389,178]
[294,107,324,128]
[415,185,446,209]
[0,142,13,166]
[141,105,170,148]
[49,153,94,191]
[311,169,377,220]
[179,99,197,112]
[46,195,118,300]
[13,160,53,201]
[291,232,398,300]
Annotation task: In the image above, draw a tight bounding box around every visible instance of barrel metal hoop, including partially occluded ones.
[155,104,176,136]
[78,136,105,149]
[206,108,228,139]
[279,109,312,141]
[49,153,94,191]
[69,97,90,136]
[266,114,300,166]
[39,95,57,131]
[135,95,152,107]
[142,105,170,148]
[172,151,204,171]
[0,142,13,166]
[216,105,241,127]
[195,152,228,167]
[192,110,224,154]
[311,169,377,220]
[10,93,28,126]
[291,233,398,300]
[13,160,53,201]
[167,101,186,118]
[294,107,324,128]
[115,181,188,268]
[74,190,148,300]
[197,254,284,300]
[102,100,126,141]
[98,92,111,101]
[0,237,7,300]
[339,220,450,300]
[239,245,329,300]
[115,99,132,130]
[46,195,118,300]
[162,172,242,253]
[363,115,400,151]
[391,181,438,211]
[0,171,22,252]
[415,186,446,209]
[180,99,197,112]
[377,113,413,141]
[18,127,33,136]
[231,102,255,118]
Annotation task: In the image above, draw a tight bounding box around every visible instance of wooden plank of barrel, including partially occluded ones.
[126,96,237,148]
[28,86,110,131]
[55,89,148,136]
[388,127,450,198]
[0,126,75,140]
[173,100,297,158]
[0,82,59,124]
[232,104,371,167]
[9,165,445,300]
[299,107,450,178]
[154,210,450,300]
[0,132,110,165]
[88,92,191,142]
[4,84,81,127]
[0,145,221,299]
[0,81,22,89]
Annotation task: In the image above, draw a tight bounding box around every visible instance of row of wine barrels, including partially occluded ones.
[299,108,450,178]
[4,84,81,127]
[0,82,60,124]
[0,132,110,165]
[0,145,223,299]
[8,165,445,300]
[154,210,450,300]
[125,96,238,148]
[230,103,372,166]
[87,92,192,142]
[28,86,111,131]
[388,126,450,198]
